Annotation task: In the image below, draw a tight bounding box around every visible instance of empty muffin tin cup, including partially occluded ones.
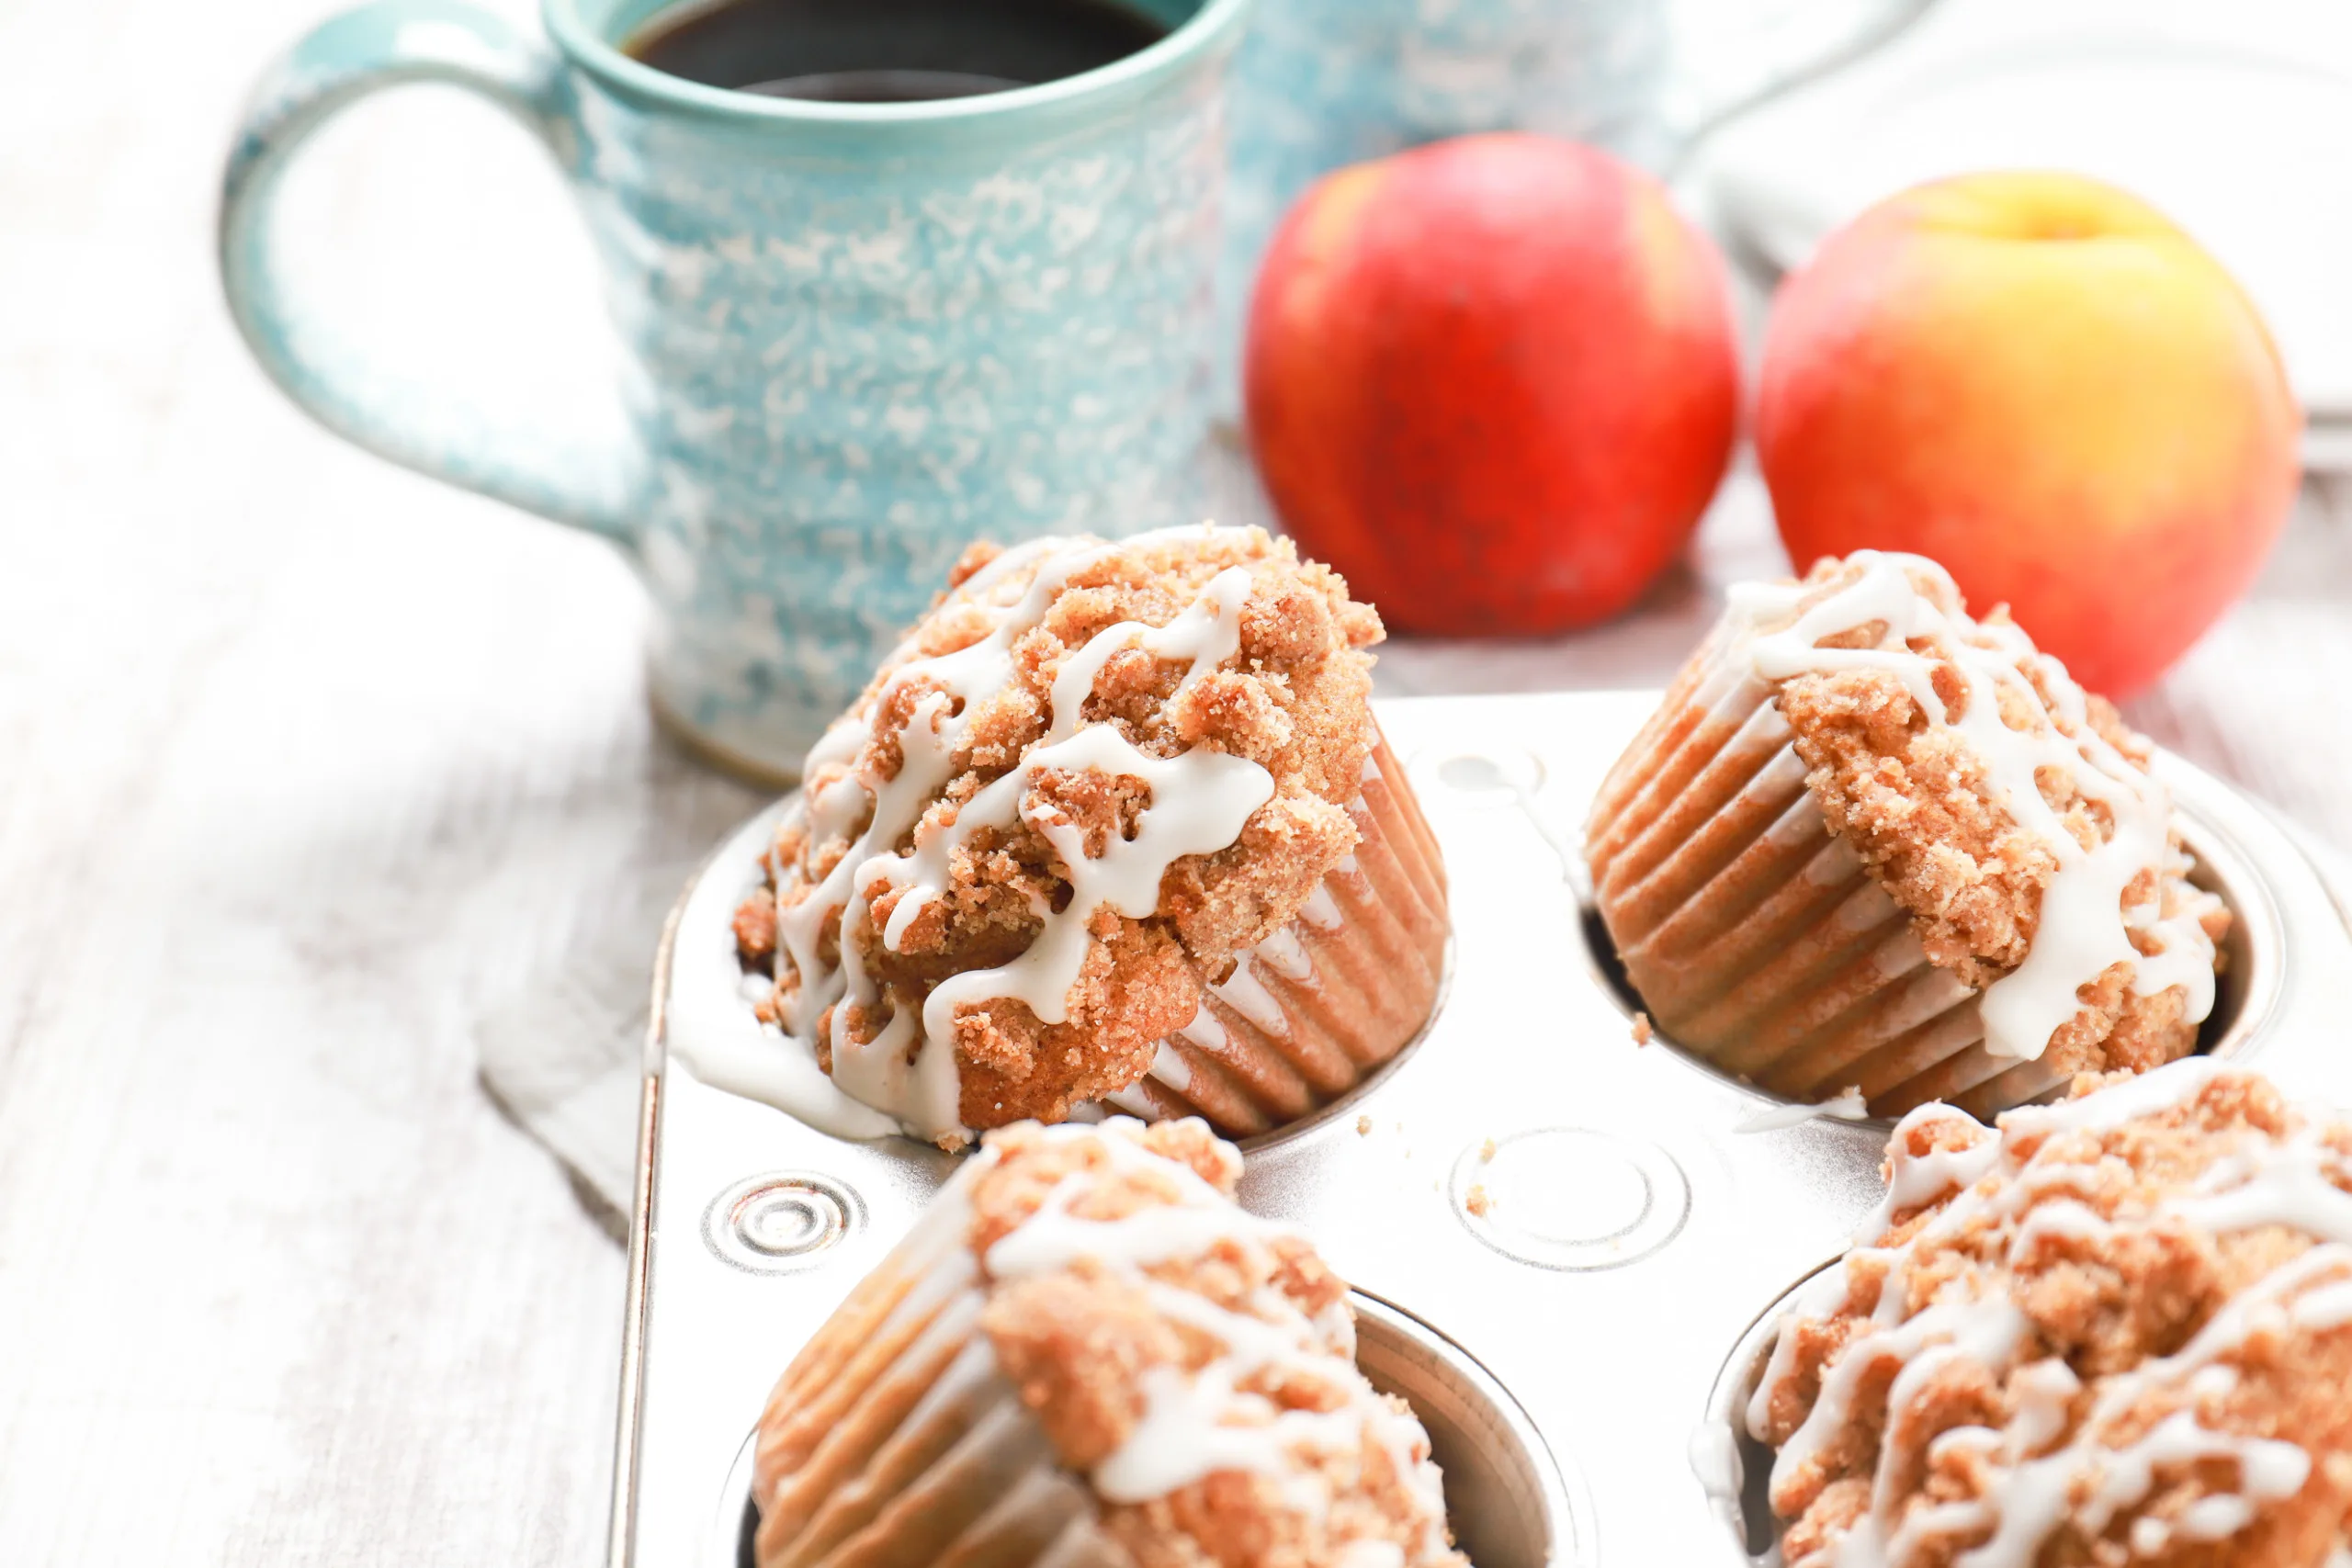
[714,1292,1578,1568]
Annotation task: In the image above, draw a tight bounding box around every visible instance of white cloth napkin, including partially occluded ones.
[473,756,768,1226]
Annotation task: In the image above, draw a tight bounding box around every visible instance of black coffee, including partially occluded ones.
[625,0,1172,104]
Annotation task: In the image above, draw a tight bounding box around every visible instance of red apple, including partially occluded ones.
[1758,172,2301,697]
[1245,132,1741,636]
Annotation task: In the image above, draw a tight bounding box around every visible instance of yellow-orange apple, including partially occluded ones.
[1246,133,1740,636]
[1758,171,2301,696]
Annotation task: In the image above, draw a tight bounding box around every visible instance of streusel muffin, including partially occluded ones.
[735,525,1447,1147]
[1587,550,2225,1119]
[1747,1059,2352,1567]
[751,1118,1465,1568]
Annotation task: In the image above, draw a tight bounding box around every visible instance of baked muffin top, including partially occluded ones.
[1749,1060,2352,1567]
[1729,551,2225,1077]
[735,525,1383,1145]
[963,1119,1464,1568]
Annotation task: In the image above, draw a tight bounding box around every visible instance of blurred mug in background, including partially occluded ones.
[220,0,1248,781]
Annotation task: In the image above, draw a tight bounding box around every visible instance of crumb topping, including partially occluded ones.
[1736,552,2226,1075]
[739,525,1384,1142]
[1751,1061,2352,1567]
[968,1121,1464,1568]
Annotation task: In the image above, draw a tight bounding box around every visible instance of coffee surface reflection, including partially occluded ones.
[627,0,1171,102]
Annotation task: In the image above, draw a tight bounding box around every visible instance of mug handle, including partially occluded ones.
[219,0,642,543]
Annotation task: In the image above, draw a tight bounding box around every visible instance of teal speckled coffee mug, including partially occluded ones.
[220,0,1249,780]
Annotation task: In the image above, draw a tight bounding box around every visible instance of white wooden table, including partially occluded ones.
[7,2,2352,1563]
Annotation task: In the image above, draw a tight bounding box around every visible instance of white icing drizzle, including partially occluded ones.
[767,528,1279,1144]
[1165,904,1346,1062]
[1298,884,1345,931]
[2290,1280,2352,1331]
[1736,1085,1871,1134]
[1728,551,2218,1063]
[1750,1060,2352,1567]
[974,1123,1453,1560]
[1257,927,1317,983]
[1849,1106,2006,1245]
[1175,1004,1228,1055]
[661,808,900,1142]
[1689,1419,1744,1498]
[1216,962,1290,1035]
[1150,1039,1193,1094]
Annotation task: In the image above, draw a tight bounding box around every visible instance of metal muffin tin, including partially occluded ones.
[608,691,2352,1568]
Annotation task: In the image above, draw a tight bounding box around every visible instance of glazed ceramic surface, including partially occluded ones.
[221,0,1247,778]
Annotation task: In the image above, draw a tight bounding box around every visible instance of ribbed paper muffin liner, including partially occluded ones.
[1585,639,2075,1122]
[752,1186,1128,1568]
[1102,730,1449,1138]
